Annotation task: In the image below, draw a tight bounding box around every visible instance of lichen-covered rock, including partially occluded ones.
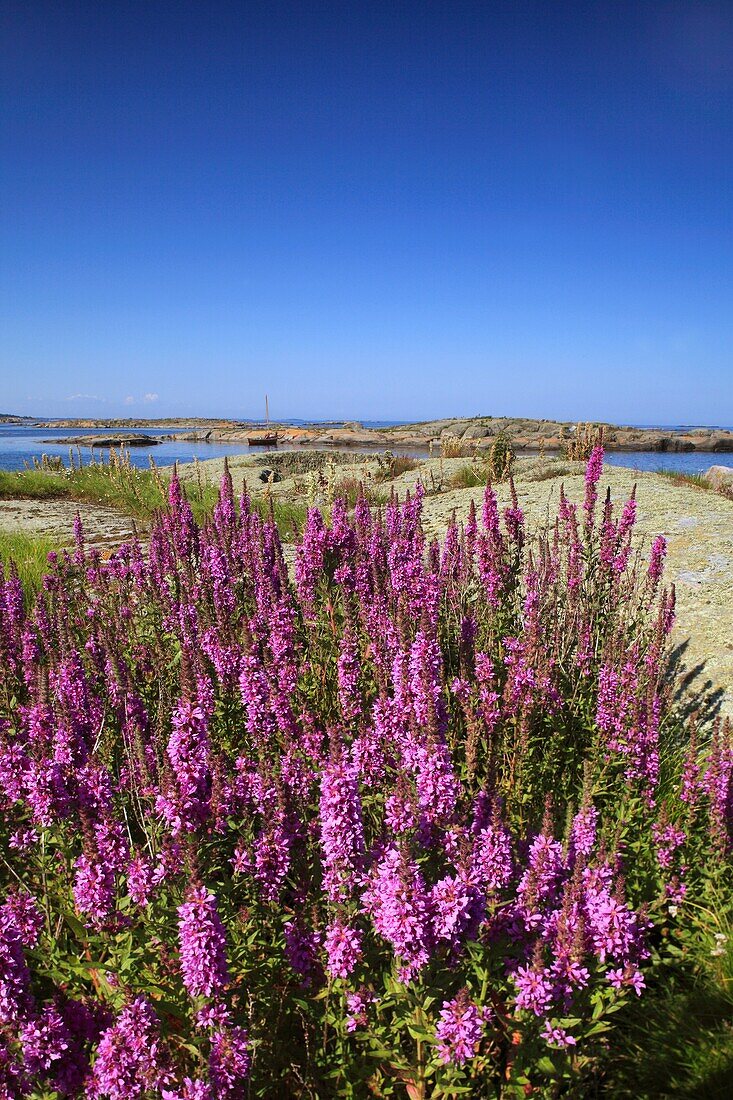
[705,466,733,491]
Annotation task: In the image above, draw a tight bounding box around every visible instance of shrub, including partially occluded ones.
[440,436,476,458]
[488,432,514,480]
[563,423,606,462]
[373,453,421,483]
[0,448,730,1097]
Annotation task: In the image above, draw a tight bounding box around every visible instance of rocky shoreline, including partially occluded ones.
[175,416,733,453]
[42,432,171,447]
[8,414,733,453]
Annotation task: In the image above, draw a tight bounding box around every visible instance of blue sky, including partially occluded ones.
[1,1,731,423]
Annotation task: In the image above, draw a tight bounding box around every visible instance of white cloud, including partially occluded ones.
[124,395,135,405]
[64,393,106,402]
[143,392,159,403]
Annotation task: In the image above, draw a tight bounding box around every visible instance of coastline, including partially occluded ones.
[10,414,733,453]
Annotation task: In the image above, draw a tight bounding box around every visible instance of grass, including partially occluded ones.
[606,881,733,1097]
[523,459,577,482]
[656,469,712,491]
[657,468,733,502]
[450,461,487,489]
[331,476,386,508]
[373,454,421,483]
[0,531,57,595]
[252,494,309,538]
[0,459,177,522]
[440,436,477,458]
[0,454,308,539]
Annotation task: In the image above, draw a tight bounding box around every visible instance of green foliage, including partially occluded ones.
[373,453,422,483]
[488,432,515,481]
[450,462,486,489]
[655,469,712,491]
[0,454,308,539]
[0,530,57,595]
[0,456,174,520]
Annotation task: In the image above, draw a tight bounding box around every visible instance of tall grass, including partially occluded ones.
[0,453,307,538]
[656,469,711,491]
[0,531,56,595]
[0,457,175,520]
[656,468,733,502]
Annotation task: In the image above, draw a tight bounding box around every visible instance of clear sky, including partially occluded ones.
[1,1,731,423]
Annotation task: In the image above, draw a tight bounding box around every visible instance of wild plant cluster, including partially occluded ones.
[0,448,730,1098]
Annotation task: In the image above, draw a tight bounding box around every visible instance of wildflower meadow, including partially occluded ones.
[0,448,730,1097]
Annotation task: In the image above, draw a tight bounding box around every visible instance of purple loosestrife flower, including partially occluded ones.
[126,854,155,907]
[503,483,525,551]
[284,917,322,985]
[362,844,435,982]
[52,997,107,1096]
[702,722,733,852]
[253,812,292,902]
[73,855,115,926]
[414,739,461,832]
[385,785,417,835]
[324,918,363,979]
[0,739,29,806]
[177,886,230,1000]
[195,1002,232,1032]
[167,475,198,559]
[570,805,598,860]
[163,1081,213,1100]
[345,988,376,1032]
[470,815,514,893]
[582,867,647,968]
[435,990,488,1065]
[512,963,555,1017]
[89,997,170,1099]
[1,892,43,947]
[238,650,277,746]
[295,508,328,615]
[517,832,565,915]
[652,822,686,870]
[440,518,460,586]
[337,628,363,722]
[0,911,33,1026]
[161,689,212,833]
[541,1021,577,1049]
[9,828,37,852]
[19,1004,70,1080]
[319,750,365,902]
[647,535,667,588]
[213,461,236,535]
[94,818,130,875]
[0,1043,25,1098]
[208,1026,250,1097]
[607,965,646,995]
[613,494,637,574]
[477,536,504,609]
[583,445,604,527]
[431,874,485,950]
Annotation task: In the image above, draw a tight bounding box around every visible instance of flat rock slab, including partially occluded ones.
[0,500,137,550]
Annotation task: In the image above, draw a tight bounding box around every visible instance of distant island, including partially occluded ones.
[4,414,732,453]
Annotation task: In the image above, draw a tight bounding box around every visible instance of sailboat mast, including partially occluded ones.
[265,394,269,427]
